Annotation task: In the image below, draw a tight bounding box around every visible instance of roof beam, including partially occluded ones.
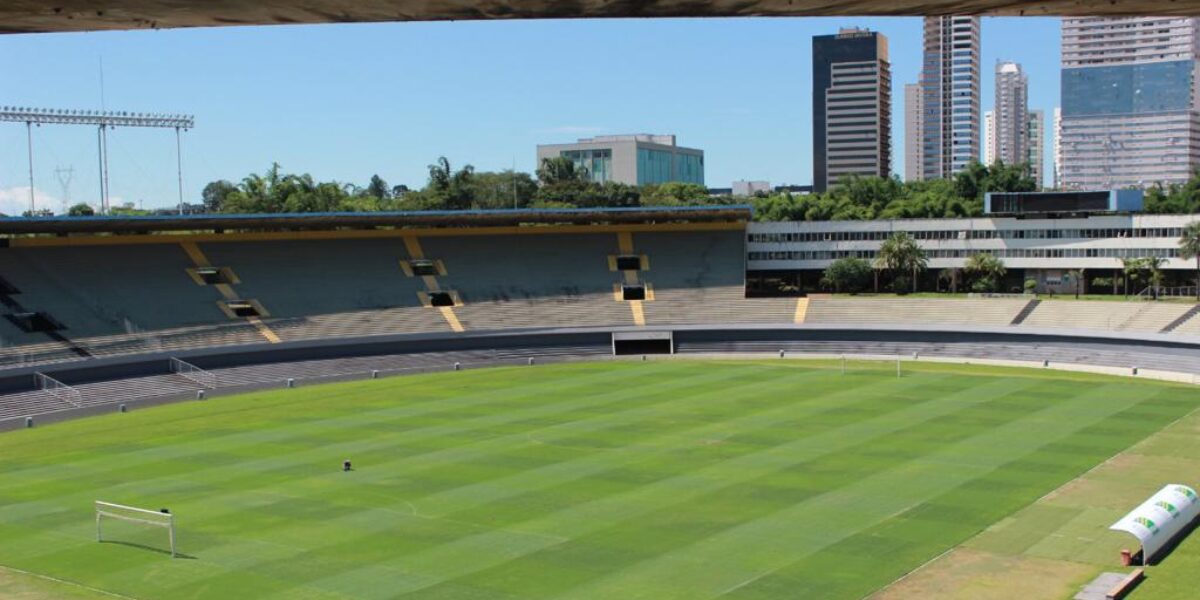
[2,0,1192,35]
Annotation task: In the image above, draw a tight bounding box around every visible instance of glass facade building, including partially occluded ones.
[537,134,704,187]
[636,148,674,185]
[1060,17,1200,190]
[1062,61,1195,117]
[673,153,704,186]
[919,16,981,181]
[561,148,613,183]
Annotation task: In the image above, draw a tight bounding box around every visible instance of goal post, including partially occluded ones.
[95,501,176,558]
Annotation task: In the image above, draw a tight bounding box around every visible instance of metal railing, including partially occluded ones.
[1136,286,1199,300]
[35,372,82,407]
[169,357,217,389]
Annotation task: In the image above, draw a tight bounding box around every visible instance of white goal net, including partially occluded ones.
[95,501,177,558]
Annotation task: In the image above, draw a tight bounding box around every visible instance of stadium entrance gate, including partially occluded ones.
[612,330,673,355]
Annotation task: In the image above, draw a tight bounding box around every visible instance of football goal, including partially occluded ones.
[95,501,177,558]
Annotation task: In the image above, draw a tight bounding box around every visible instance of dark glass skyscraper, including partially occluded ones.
[812,28,891,193]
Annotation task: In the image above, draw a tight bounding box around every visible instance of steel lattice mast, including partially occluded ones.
[0,106,194,215]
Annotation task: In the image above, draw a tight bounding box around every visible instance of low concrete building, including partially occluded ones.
[536,134,704,186]
[747,212,1197,294]
[732,180,771,196]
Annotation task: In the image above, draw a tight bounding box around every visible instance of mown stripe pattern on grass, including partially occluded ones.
[0,361,1197,600]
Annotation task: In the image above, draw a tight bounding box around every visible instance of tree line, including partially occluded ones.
[45,157,1200,222]
[186,157,1042,220]
[194,157,724,216]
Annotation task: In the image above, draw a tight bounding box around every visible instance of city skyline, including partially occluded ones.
[0,17,1062,213]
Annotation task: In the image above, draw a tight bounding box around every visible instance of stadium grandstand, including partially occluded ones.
[0,205,1199,426]
[5,4,1200,600]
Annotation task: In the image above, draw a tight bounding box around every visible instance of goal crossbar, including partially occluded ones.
[169,357,216,389]
[95,501,176,557]
[35,372,81,408]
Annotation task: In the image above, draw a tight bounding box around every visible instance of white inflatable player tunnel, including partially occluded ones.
[1109,484,1200,564]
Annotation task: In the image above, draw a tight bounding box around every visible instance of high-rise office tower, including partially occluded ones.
[1028,109,1044,189]
[919,16,981,180]
[993,61,1029,168]
[1060,17,1200,189]
[983,110,995,165]
[812,28,891,192]
[1053,107,1063,189]
[904,82,923,181]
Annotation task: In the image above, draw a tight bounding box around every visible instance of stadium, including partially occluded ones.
[0,204,1198,600]
[5,1,1200,600]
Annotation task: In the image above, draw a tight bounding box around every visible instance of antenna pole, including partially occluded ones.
[97,126,105,211]
[175,126,185,215]
[100,125,110,214]
[26,121,35,214]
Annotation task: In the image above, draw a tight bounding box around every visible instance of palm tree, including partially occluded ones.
[428,157,453,192]
[1145,257,1167,299]
[874,232,928,294]
[1120,257,1142,299]
[1067,269,1085,299]
[1180,221,1200,301]
[964,253,1007,293]
[537,157,587,185]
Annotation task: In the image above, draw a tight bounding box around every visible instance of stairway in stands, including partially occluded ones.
[1162,304,1200,333]
[1009,299,1041,326]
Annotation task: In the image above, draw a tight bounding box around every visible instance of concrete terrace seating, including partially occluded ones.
[268,307,450,340]
[1111,303,1195,332]
[7,227,1200,373]
[0,340,83,369]
[0,245,229,339]
[71,374,206,407]
[1170,310,1200,335]
[803,297,1030,327]
[1019,300,1193,332]
[644,285,797,325]
[680,340,1200,375]
[209,346,609,388]
[77,322,268,357]
[200,238,431,318]
[199,238,451,340]
[0,390,76,421]
[425,233,631,330]
[635,230,795,325]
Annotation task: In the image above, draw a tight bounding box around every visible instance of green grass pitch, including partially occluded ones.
[1,360,1198,600]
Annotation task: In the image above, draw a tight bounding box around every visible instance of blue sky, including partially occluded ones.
[0,17,1061,213]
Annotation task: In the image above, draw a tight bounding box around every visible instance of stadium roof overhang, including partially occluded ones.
[0,206,753,236]
[2,0,1194,34]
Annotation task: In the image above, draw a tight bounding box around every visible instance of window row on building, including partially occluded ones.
[749,246,1181,262]
[748,226,1187,244]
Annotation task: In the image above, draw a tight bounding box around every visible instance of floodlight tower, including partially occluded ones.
[0,107,194,214]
